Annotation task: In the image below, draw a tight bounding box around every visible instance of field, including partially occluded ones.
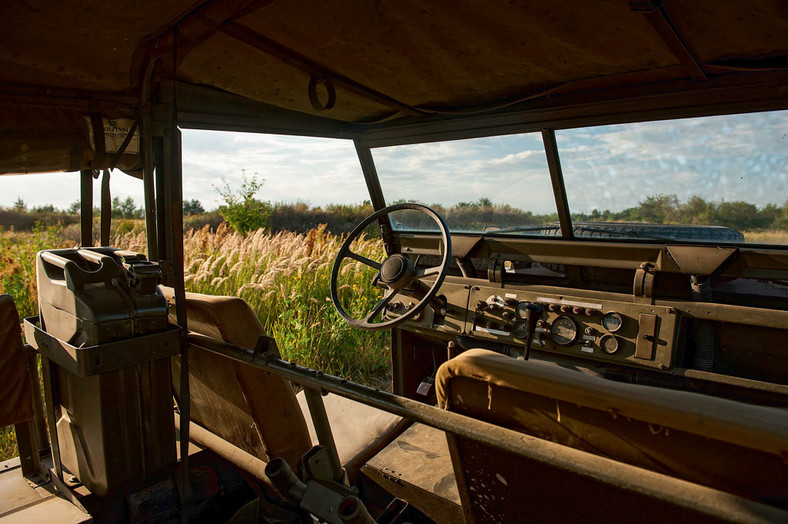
[1,224,786,461]
[0,223,389,461]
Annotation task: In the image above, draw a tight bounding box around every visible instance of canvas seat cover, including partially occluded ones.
[162,287,312,469]
[436,349,788,513]
[0,294,32,426]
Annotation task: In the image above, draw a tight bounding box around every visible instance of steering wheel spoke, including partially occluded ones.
[414,265,443,279]
[363,288,396,323]
[347,250,382,271]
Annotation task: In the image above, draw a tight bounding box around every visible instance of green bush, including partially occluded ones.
[214,175,272,234]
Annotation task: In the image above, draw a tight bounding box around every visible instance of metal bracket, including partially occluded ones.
[487,256,505,286]
[24,317,181,376]
[254,334,282,361]
[633,262,656,304]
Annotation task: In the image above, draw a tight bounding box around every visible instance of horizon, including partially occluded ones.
[0,110,785,215]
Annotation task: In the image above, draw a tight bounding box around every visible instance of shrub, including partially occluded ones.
[214,175,272,234]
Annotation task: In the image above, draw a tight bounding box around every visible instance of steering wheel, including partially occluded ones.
[330,203,452,330]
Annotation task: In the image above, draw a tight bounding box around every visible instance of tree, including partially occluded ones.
[183,199,205,215]
[677,195,716,225]
[13,197,26,212]
[715,201,766,231]
[632,194,679,223]
[112,196,139,219]
[32,204,55,213]
[214,174,272,234]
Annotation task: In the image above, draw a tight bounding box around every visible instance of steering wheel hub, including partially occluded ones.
[380,254,412,284]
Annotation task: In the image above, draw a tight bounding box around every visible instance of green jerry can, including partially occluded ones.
[33,247,179,497]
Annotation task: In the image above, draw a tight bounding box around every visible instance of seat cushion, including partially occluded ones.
[0,294,32,426]
[296,390,405,477]
[161,286,312,468]
[436,348,788,505]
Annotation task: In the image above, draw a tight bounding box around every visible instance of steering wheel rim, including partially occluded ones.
[330,203,452,330]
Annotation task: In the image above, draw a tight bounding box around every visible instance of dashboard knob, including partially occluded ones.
[560,305,572,313]
[476,300,488,311]
[572,306,584,315]
[548,304,559,312]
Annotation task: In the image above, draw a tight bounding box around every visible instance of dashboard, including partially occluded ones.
[385,278,681,371]
[378,234,788,397]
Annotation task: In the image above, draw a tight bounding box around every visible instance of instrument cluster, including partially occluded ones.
[467,286,681,370]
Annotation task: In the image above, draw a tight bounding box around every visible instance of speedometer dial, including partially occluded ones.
[550,316,578,346]
[602,312,623,332]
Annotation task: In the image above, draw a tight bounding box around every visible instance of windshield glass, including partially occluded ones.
[557,110,788,245]
[373,133,558,234]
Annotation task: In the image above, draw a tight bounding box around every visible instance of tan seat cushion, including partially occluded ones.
[436,348,788,505]
[0,294,32,426]
[296,390,405,477]
[162,286,312,469]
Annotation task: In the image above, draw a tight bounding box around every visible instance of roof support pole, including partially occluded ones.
[100,169,111,246]
[141,59,160,261]
[154,138,168,265]
[142,129,158,260]
[635,1,708,81]
[162,122,195,518]
[79,170,93,246]
[353,140,395,253]
[541,129,574,239]
[161,28,194,514]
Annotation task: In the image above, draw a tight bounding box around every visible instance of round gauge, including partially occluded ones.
[515,301,532,320]
[486,295,506,310]
[602,312,624,333]
[600,334,620,354]
[512,321,529,339]
[550,316,578,346]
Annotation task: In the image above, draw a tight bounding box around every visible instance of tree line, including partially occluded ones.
[2,190,786,235]
[571,194,788,231]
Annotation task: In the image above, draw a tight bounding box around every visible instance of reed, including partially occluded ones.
[163,223,391,385]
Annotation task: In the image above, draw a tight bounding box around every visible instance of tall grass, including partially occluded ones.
[744,230,788,245]
[162,223,390,384]
[0,223,69,319]
[0,223,389,461]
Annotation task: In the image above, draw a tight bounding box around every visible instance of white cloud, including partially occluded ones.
[1,111,785,219]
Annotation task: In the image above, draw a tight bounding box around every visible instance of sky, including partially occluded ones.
[0,110,785,215]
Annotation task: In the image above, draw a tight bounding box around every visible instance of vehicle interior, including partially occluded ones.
[1,1,787,522]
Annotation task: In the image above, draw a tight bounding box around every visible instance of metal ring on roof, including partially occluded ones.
[308,74,337,111]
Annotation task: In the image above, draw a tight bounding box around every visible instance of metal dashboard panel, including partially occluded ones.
[466,285,681,370]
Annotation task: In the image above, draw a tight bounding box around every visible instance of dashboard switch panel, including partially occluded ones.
[635,313,658,360]
[466,286,681,370]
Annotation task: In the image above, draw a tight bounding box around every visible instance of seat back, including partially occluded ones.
[436,349,788,522]
[0,294,32,426]
[162,287,311,468]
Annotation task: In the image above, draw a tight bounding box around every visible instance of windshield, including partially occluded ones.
[372,132,558,234]
[374,110,787,245]
[557,110,788,245]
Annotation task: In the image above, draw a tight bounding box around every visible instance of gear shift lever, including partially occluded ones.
[522,302,544,360]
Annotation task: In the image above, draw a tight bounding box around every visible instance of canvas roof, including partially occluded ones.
[1,0,787,174]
